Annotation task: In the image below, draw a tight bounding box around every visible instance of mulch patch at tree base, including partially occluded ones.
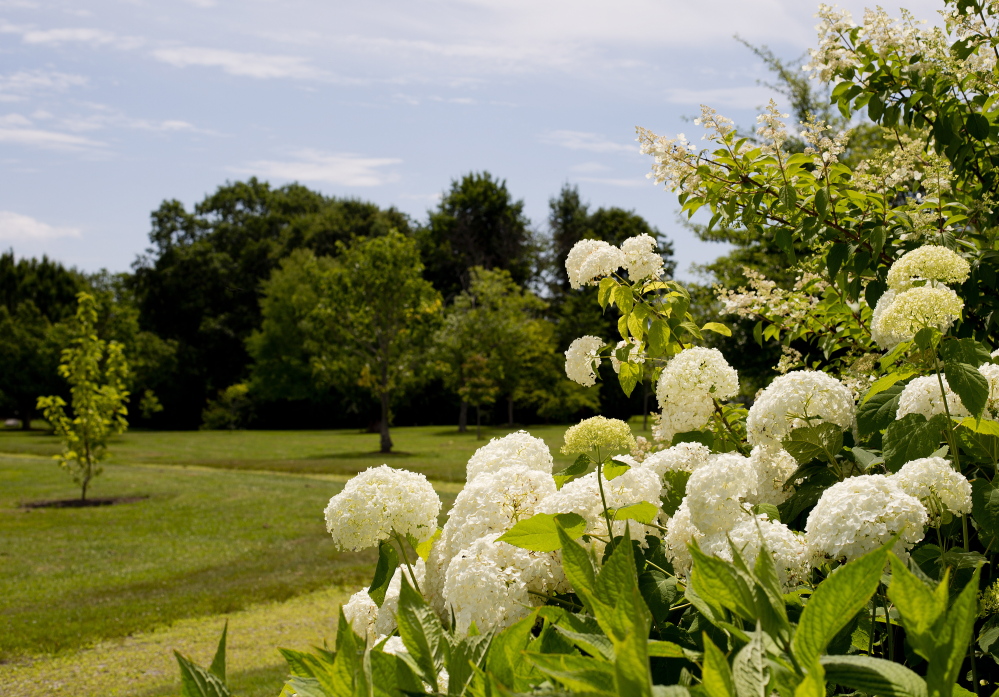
[20,496,149,509]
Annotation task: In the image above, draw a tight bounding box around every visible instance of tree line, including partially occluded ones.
[0,174,675,442]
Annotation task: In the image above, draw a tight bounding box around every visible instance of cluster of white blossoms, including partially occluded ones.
[805,474,928,562]
[746,371,855,449]
[701,515,810,588]
[871,245,969,349]
[465,431,553,483]
[564,335,603,387]
[890,457,973,523]
[564,234,666,290]
[749,446,799,507]
[374,560,426,636]
[342,589,379,640]
[641,441,712,479]
[896,375,971,420]
[562,416,637,456]
[609,340,645,374]
[324,465,441,552]
[655,348,739,442]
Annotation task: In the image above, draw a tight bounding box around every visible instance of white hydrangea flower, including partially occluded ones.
[747,371,855,449]
[537,465,663,542]
[565,239,625,289]
[656,348,739,442]
[325,466,441,551]
[663,500,702,576]
[896,375,970,420]
[439,464,556,568]
[374,559,426,636]
[465,430,554,483]
[979,363,999,417]
[747,445,798,506]
[621,233,665,282]
[805,474,927,562]
[870,289,910,350]
[443,534,566,635]
[565,336,603,387]
[685,453,756,534]
[609,340,645,374]
[640,441,712,479]
[870,285,964,349]
[890,457,972,522]
[700,515,809,590]
[562,416,636,455]
[342,589,378,640]
[886,245,970,291]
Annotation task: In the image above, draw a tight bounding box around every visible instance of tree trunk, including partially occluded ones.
[476,406,482,440]
[20,402,32,430]
[379,392,393,453]
[458,400,468,433]
[507,396,514,427]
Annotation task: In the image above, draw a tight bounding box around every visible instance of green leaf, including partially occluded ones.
[496,512,587,552]
[598,277,616,309]
[701,634,736,697]
[858,382,907,436]
[815,187,829,220]
[887,555,947,658]
[827,243,849,279]
[487,611,541,692]
[613,502,659,524]
[914,327,942,351]
[752,503,781,522]
[209,621,228,683]
[782,423,844,466]
[660,470,690,517]
[967,112,990,141]
[554,454,591,489]
[618,361,641,397]
[396,574,449,687]
[957,417,999,436]
[793,540,891,668]
[940,338,992,366]
[448,632,492,696]
[647,320,669,356]
[689,544,759,621]
[414,527,440,562]
[733,628,768,697]
[557,524,596,603]
[701,322,732,337]
[176,651,230,697]
[639,570,678,625]
[862,370,917,405]
[603,459,631,480]
[525,653,617,694]
[647,640,686,658]
[776,227,795,263]
[368,541,399,606]
[972,478,999,546]
[883,413,948,472]
[820,655,927,697]
[851,447,884,471]
[944,361,989,419]
[926,568,982,697]
[613,285,634,315]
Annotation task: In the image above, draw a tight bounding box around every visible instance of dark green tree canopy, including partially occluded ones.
[0,251,82,321]
[420,172,536,299]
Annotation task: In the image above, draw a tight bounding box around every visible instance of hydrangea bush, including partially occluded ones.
[176,2,999,695]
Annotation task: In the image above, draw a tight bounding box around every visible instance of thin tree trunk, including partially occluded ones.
[379,392,393,453]
[20,403,32,430]
[507,396,514,427]
[476,406,482,440]
[458,400,468,433]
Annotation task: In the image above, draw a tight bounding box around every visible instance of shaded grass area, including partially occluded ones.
[0,457,458,662]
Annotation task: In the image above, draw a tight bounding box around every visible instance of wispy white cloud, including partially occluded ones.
[235,150,402,186]
[0,211,81,241]
[570,161,611,174]
[152,46,325,80]
[20,26,142,49]
[0,69,88,102]
[0,125,104,150]
[540,130,636,154]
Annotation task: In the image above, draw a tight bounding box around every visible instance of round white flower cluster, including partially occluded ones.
[685,453,756,534]
[890,457,972,522]
[342,588,379,640]
[325,465,441,552]
[896,375,970,420]
[886,245,970,290]
[870,286,964,350]
[640,441,712,479]
[620,234,665,283]
[701,515,810,588]
[465,430,554,483]
[749,445,799,506]
[565,239,626,289]
[375,559,426,636]
[562,416,637,455]
[565,336,603,387]
[805,474,927,562]
[655,348,739,442]
[982,363,999,417]
[747,371,855,449]
[609,340,645,374]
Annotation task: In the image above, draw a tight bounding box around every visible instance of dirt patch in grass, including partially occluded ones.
[20,496,150,509]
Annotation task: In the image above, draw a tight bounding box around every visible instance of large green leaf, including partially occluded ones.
[175,651,230,697]
[857,382,907,436]
[883,413,948,472]
[396,575,449,687]
[701,634,735,697]
[613,502,659,524]
[689,544,758,622]
[556,524,596,604]
[524,653,616,694]
[925,568,982,697]
[639,569,678,625]
[733,628,768,697]
[660,470,690,517]
[209,621,227,683]
[368,541,399,606]
[793,541,890,668]
[943,361,989,419]
[972,478,999,545]
[496,512,587,552]
[887,556,947,658]
[940,338,992,366]
[782,423,844,465]
[618,361,641,397]
[486,611,540,692]
[448,632,492,696]
[820,655,927,697]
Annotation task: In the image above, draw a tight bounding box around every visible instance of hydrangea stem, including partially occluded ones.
[594,447,616,542]
[392,530,423,596]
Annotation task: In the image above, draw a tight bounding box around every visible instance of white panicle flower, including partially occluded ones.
[609,340,645,374]
[443,534,566,635]
[374,559,426,636]
[701,515,809,590]
[890,457,972,522]
[747,371,855,449]
[325,466,441,551]
[439,464,556,567]
[664,500,702,576]
[640,441,712,480]
[538,466,663,541]
[686,453,756,534]
[565,239,625,289]
[870,286,964,348]
[747,446,799,506]
[656,348,739,442]
[466,431,554,483]
[886,245,970,290]
[562,416,637,455]
[896,375,970,420]
[565,336,603,387]
[621,234,664,283]
[342,589,378,640]
[805,474,927,562]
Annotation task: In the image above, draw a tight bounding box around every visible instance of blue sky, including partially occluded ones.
[0,0,940,280]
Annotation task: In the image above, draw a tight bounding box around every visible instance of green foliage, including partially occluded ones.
[201,383,253,430]
[36,292,130,500]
